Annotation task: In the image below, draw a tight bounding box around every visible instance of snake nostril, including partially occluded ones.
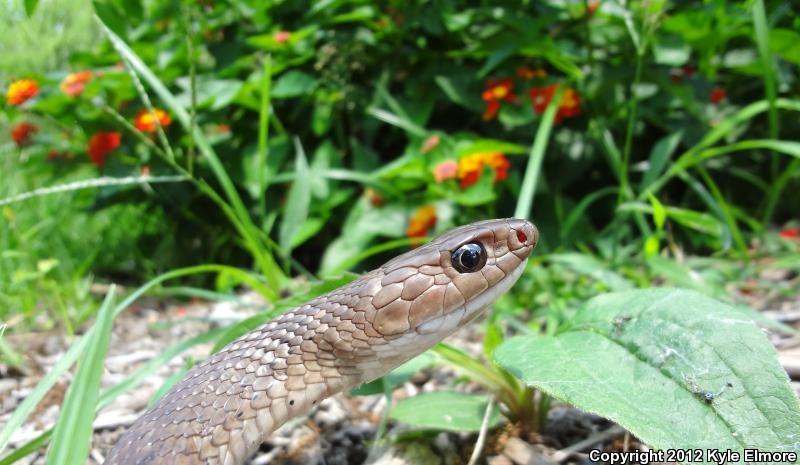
[517,230,527,243]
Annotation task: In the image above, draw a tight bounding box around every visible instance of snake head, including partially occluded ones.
[371,218,537,339]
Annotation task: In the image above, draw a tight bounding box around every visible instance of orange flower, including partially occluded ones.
[421,134,440,154]
[433,160,458,183]
[87,132,121,167]
[133,108,172,133]
[481,78,517,120]
[516,66,547,80]
[60,71,93,97]
[140,165,151,177]
[10,122,38,147]
[274,31,291,44]
[710,87,726,104]
[6,79,39,106]
[457,152,510,189]
[407,205,437,240]
[529,84,581,124]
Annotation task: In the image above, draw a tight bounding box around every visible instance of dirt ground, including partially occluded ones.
[2,271,799,465]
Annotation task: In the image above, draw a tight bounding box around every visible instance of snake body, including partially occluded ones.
[105,219,537,465]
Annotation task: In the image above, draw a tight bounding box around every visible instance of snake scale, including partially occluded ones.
[104,218,538,465]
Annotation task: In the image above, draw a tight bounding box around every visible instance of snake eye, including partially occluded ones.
[451,243,487,273]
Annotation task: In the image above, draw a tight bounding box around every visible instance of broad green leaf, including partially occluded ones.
[272,71,317,98]
[279,139,312,254]
[390,392,500,432]
[45,287,116,465]
[495,288,800,462]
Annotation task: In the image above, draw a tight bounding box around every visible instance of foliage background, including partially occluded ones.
[1,0,799,327]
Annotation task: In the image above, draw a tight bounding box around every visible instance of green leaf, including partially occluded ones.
[769,29,800,65]
[455,138,529,156]
[24,0,38,16]
[92,1,126,36]
[495,288,800,461]
[272,71,317,98]
[279,139,312,254]
[390,392,500,432]
[45,286,116,465]
[641,131,683,191]
[647,193,666,230]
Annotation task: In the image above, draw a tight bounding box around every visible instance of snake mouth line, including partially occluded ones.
[417,258,529,335]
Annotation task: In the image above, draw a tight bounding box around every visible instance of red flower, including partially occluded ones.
[710,87,727,104]
[457,152,510,188]
[133,108,172,133]
[10,122,38,147]
[779,228,799,239]
[6,79,39,106]
[60,71,93,97]
[529,84,582,124]
[87,132,121,167]
[407,206,437,240]
[481,78,517,120]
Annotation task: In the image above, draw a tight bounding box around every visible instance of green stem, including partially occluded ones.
[514,85,564,220]
[257,55,272,222]
[618,49,645,206]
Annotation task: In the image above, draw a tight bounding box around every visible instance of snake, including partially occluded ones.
[104,218,538,465]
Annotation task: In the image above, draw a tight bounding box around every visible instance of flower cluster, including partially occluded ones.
[87,132,122,167]
[529,84,581,123]
[457,152,510,188]
[134,108,172,133]
[60,71,93,97]
[406,205,437,240]
[481,79,517,120]
[10,122,38,147]
[6,79,39,106]
[433,152,511,189]
[709,87,727,104]
[481,71,581,124]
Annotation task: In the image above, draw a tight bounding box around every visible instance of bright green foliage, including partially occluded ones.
[390,392,500,433]
[494,288,800,460]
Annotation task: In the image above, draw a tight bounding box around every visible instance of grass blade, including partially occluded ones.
[514,85,564,219]
[278,139,311,255]
[0,264,265,455]
[45,286,116,465]
[97,18,284,290]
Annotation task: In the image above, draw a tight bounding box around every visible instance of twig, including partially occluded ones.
[467,396,495,465]
[552,424,625,462]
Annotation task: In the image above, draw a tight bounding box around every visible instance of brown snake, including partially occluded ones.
[105,218,538,465]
